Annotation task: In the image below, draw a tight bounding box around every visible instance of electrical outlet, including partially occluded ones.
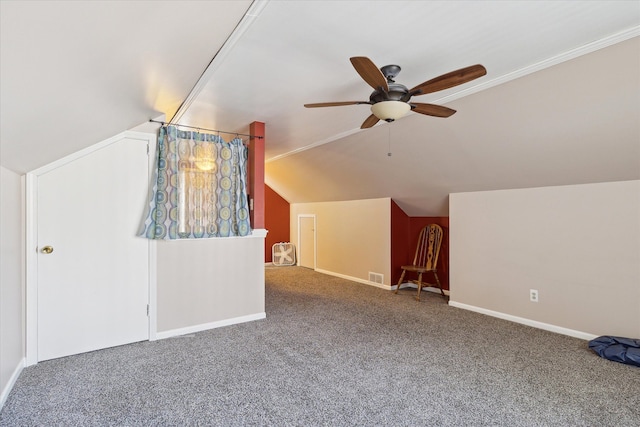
[530,289,539,302]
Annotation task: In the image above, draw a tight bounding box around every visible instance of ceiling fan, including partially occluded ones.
[304,57,486,129]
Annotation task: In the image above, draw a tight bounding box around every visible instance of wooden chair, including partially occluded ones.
[394,224,446,301]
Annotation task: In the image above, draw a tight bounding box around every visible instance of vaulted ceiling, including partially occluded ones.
[2,1,639,215]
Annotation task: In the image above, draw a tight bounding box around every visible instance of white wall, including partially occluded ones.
[22,128,267,345]
[155,230,267,337]
[2,129,268,404]
[449,180,640,339]
[1,166,24,407]
[290,198,391,287]
[139,124,267,337]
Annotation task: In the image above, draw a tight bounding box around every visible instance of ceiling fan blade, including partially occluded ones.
[304,101,368,108]
[409,64,487,96]
[361,114,380,129]
[350,57,389,92]
[410,103,456,118]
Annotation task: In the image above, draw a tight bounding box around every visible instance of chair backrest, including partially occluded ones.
[411,224,443,270]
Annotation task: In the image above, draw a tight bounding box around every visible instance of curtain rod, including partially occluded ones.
[148,119,264,139]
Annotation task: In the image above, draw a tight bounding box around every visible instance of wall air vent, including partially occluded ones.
[368,272,384,285]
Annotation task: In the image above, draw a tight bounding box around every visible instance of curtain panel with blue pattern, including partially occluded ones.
[140,126,251,239]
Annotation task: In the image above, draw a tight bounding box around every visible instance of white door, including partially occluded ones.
[37,137,150,361]
[298,215,315,269]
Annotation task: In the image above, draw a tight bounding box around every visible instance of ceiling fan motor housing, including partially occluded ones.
[304,57,485,128]
[369,83,409,104]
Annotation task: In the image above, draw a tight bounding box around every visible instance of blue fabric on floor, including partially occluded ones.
[589,336,640,367]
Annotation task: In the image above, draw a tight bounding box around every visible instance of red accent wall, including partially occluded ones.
[391,201,450,290]
[264,184,290,262]
[391,201,411,285]
[264,193,447,280]
[249,122,265,229]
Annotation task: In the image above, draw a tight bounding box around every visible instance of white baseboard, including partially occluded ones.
[313,269,451,295]
[155,312,266,340]
[1,357,25,410]
[315,268,391,290]
[448,300,598,341]
[394,282,451,296]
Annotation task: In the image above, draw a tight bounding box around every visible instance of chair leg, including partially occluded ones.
[415,273,423,301]
[394,270,406,294]
[433,271,446,299]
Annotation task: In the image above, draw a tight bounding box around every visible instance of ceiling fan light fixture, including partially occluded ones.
[371,101,410,122]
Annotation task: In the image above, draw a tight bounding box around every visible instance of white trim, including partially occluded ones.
[171,0,269,123]
[0,357,25,409]
[433,26,640,106]
[250,228,269,239]
[297,214,316,269]
[265,26,640,164]
[25,173,38,366]
[315,268,396,291]
[155,228,268,242]
[394,282,451,296]
[316,269,377,287]
[266,127,362,163]
[311,272,453,295]
[155,312,266,340]
[448,300,598,341]
[25,130,157,365]
[28,131,154,176]
[148,240,158,341]
[147,136,158,342]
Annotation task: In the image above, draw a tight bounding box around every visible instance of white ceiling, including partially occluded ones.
[0,0,253,172]
[2,1,639,216]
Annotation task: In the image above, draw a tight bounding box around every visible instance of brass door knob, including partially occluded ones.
[42,246,54,254]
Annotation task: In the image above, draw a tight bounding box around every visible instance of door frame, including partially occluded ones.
[297,214,316,270]
[24,130,157,366]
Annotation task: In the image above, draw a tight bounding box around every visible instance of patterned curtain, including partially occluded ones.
[140,125,251,239]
